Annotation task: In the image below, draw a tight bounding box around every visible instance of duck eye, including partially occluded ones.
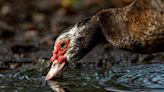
[60,42,67,49]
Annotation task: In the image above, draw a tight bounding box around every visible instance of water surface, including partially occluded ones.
[1,63,164,92]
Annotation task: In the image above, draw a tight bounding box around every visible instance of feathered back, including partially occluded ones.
[93,0,164,53]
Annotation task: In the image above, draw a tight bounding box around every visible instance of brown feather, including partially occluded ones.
[92,0,164,53]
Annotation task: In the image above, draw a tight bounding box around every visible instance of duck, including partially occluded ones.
[45,0,164,80]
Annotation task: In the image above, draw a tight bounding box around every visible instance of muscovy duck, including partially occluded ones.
[46,0,164,80]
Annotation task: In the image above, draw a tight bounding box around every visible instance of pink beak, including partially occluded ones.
[45,60,66,80]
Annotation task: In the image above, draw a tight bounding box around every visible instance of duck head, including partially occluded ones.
[45,17,103,80]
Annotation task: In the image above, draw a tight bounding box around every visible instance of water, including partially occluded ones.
[0,63,164,92]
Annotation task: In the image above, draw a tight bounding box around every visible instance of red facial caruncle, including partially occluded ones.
[50,39,70,63]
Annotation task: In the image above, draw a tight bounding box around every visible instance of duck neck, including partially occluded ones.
[71,17,104,60]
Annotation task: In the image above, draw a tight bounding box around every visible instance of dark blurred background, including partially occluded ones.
[0,0,134,70]
[1,0,163,71]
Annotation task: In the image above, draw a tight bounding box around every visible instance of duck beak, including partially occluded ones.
[45,60,66,80]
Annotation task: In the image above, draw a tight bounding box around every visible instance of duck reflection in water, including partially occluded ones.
[48,80,70,92]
